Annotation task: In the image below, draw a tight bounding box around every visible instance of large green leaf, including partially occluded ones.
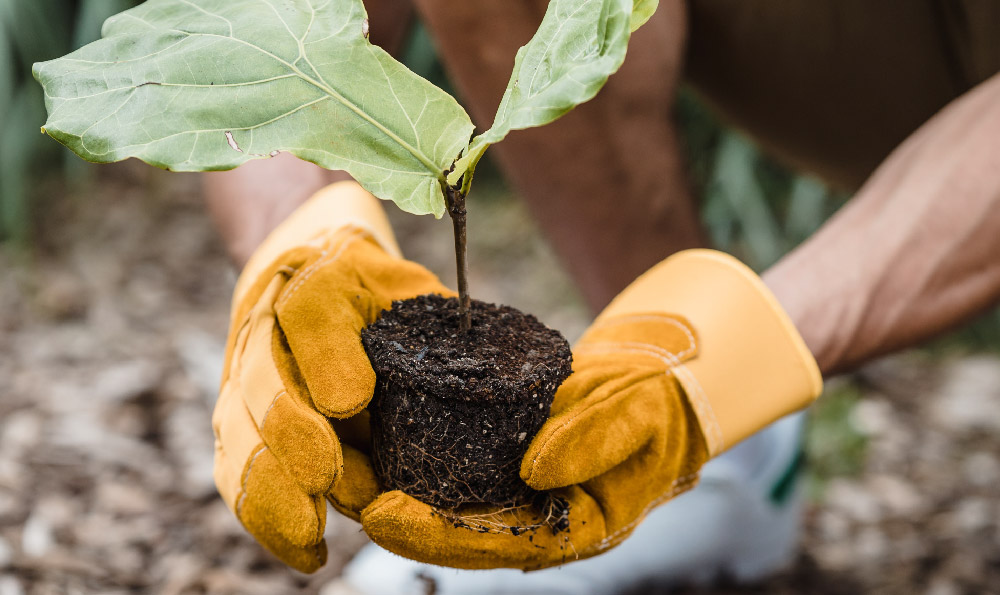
[449,0,635,188]
[34,0,474,216]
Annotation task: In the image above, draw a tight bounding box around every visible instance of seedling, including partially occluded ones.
[34,0,657,511]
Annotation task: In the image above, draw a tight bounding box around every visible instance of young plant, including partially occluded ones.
[34,0,657,330]
[34,0,658,513]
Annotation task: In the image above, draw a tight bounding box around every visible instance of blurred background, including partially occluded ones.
[2,1,1000,593]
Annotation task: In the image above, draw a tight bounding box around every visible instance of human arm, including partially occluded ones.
[764,71,1000,376]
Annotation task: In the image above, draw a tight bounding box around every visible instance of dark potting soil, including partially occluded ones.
[362,294,572,508]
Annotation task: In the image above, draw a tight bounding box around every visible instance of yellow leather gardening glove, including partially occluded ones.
[359,250,822,570]
[212,181,451,573]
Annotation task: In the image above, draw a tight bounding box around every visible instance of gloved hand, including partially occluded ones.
[212,181,451,573]
[360,250,822,570]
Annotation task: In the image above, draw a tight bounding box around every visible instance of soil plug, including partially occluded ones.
[362,294,572,507]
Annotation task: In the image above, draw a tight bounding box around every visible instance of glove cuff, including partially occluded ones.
[234,181,401,307]
[597,249,822,456]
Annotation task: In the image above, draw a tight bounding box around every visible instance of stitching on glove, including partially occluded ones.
[587,471,700,555]
[667,360,723,456]
[576,341,687,368]
[237,444,268,518]
[221,313,253,386]
[275,228,371,309]
[587,314,696,359]
[260,390,287,428]
[631,343,721,456]
[572,344,680,368]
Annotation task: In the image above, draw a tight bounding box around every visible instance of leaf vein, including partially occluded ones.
[177,0,234,36]
[86,95,331,157]
[169,29,442,176]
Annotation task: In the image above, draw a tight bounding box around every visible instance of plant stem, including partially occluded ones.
[446,183,471,331]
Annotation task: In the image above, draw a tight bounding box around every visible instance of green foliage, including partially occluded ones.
[675,88,847,272]
[0,0,140,243]
[36,0,649,216]
[0,0,71,242]
[803,380,868,498]
[34,0,475,217]
[925,307,1000,356]
[451,0,636,190]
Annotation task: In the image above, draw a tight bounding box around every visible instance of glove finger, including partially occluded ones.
[244,521,328,574]
[275,234,453,418]
[327,443,380,521]
[216,439,328,572]
[522,371,670,490]
[548,312,698,421]
[238,275,341,495]
[239,445,328,548]
[273,233,380,418]
[213,388,329,571]
[360,487,606,571]
[546,358,618,417]
[213,372,263,515]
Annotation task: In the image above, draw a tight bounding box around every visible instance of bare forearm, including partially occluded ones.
[764,72,1000,376]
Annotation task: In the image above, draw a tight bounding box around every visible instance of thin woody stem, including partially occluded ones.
[446,183,471,331]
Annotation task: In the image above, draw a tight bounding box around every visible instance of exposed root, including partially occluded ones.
[433,492,571,538]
